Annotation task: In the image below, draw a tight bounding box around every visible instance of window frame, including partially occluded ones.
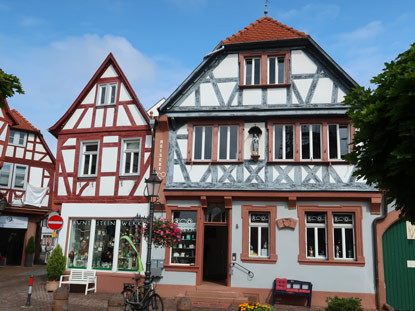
[239,51,290,88]
[8,129,27,147]
[187,121,244,163]
[305,212,328,260]
[218,125,239,161]
[328,124,350,160]
[248,212,270,258]
[300,124,322,161]
[120,138,141,176]
[193,125,213,161]
[0,162,13,188]
[332,213,356,260]
[241,205,277,263]
[298,205,365,266]
[272,124,295,161]
[96,82,118,106]
[79,140,100,178]
[12,164,28,190]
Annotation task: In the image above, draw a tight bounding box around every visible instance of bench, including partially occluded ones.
[59,269,97,295]
[272,278,312,308]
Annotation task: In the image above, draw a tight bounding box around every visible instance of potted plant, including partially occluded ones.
[24,236,35,267]
[46,245,67,292]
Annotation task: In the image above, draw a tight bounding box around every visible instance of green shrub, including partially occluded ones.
[46,245,67,281]
[25,236,35,254]
[325,296,363,311]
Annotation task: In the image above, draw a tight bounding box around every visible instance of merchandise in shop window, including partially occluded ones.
[118,219,144,271]
[171,211,197,265]
[68,220,91,268]
[92,220,116,270]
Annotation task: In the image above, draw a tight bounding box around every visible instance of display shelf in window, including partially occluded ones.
[117,220,143,272]
[172,211,198,265]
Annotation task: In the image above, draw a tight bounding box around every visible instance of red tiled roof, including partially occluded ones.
[10,109,39,132]
[222,16,308,45]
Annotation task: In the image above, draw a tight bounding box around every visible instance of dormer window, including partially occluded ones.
[97,83,118,106]
[8,129,27,146]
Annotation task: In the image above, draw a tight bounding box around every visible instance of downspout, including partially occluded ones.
[372,192,387,310]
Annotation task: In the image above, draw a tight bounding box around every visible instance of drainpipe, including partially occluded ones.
[372,192,387,310]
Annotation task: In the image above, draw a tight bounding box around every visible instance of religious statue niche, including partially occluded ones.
[248,126,262,162]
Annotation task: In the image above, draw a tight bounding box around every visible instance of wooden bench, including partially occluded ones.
[59,269,97,295]
[272,278,313,308]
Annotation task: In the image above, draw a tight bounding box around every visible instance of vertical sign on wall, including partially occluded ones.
[406,221,415,239]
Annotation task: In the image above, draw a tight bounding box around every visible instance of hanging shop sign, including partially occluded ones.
[0,216,28,229]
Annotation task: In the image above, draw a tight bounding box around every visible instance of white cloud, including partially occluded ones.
[277,4,340,23]
[339,21,383,41]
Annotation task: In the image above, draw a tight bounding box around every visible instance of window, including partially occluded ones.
[97,83,118,106]
[118,220,143,271]
[8,129,27,146]
[12,165,27,189]
[68,220,91,269]
[80,141,99,177]
[218,126,238,160]
[268,57,285,84]
[171,211,197,265]
[301,125,322,160]
[328,124,349,160]
[245,58,261,85]
[274,125,294,160]
[249,213,269,258]
[0,163,12,188]
[92,220,116,270]
[121,139,141,175]
[298,205,364,266]
[193,126,213,160]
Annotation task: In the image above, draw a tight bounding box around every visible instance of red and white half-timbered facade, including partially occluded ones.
[51,54,153,289]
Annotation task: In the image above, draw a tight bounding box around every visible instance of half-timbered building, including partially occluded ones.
[153,17,382,309]
[50,53,153,290]
[0,100,55,266]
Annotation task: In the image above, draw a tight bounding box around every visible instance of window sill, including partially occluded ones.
[298,256,365,266]
[119,174,140,179]
[8,143,26,147]
[240,253,278,264]
[164,264,199,272]
[96,104,116,108]
[239,83,291,89]
[187,160,243,165]
[77,176,98,180]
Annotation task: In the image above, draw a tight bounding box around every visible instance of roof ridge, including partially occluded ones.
[11,109,39,132]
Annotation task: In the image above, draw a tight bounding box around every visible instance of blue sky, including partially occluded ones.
[1,0,414,153]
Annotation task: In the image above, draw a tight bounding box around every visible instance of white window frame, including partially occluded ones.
[120,138,141,176]
[79,141,99,177]
[273,124,295,160]
[305,212,328,260]
[248,212,270,258]
[218,125,239,161]
[8,129,27,147]
[268,56,285,84]
[0,162,13,188]
[332,213,356,260]
[12,164,28,190]
[245,57,261,85]
[300,124,322,161]
[96,83,118,106]
[193,126,213,161]
[328,124,350,160]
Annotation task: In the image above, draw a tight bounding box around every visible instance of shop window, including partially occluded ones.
[121,139,141,176]
[171,211,197,265]
[241,205,277,263]
[298,205,364,266]
[249,213,270,258]
[97,83,118,106]
[328,124,350,160]
[12,165,27,190]
[301,125,322,160]
[274,125,294,160]
[79,141,99,177]
[118,219,143,271]
[68,220,91,269]
[92,220,116,270]
[0,163,12,188]
[218,126,238,160]
[8,129,27,146]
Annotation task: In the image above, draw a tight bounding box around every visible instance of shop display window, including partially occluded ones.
[68,220,91,269]
[92,220,116,270]
[118,219,143,271]
[171,211,197,265]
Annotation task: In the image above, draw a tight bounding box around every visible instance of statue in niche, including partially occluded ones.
[252,134,259,155]
[248,126,262,162]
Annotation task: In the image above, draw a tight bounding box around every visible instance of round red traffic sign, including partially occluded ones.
[47,215,64,231]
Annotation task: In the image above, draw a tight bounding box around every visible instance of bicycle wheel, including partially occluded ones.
[122,289,137,311]
[146,293,164,311]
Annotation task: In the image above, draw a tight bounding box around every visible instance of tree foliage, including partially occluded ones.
[0,68,24,107]
[344,43,415,222]
[46,245,67,281]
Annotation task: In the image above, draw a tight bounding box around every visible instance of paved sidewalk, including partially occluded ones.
[0,265,319,311]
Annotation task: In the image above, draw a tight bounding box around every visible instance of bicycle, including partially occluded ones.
[122,275,164,311]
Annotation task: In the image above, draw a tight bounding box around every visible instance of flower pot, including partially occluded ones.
[46,280,60,292]
[24,253,34,267]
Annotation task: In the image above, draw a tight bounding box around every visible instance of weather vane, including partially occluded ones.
[264,0,269,16]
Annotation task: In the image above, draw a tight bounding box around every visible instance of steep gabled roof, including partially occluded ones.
[10,109,39,132]
[222,16,308,45]
[49,53,150,137]
[1,99,19,125]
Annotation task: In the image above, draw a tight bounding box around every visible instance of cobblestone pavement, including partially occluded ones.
[0,265,319,311]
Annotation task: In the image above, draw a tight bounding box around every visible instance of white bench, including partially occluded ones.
[59,269,97,295]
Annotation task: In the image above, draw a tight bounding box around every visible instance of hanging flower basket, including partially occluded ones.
[144,217,182,248]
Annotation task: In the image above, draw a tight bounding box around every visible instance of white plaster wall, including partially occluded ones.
[43,156,52,163]
[27,143,33,150]
[0,123,6,141]
[63,108,84,130]
[101,65,118,78]
[337,88,346,103]
[58,177,67,196]
[173,165,185,183]
[128,105,146,126]
[81,85,96,105]
[159,271,196,285]
[15,147,24,158]
[200,83,219,106]
[176,124,187,136]
[312,78,333,104]
[116,106,131,126]
[188,165,207,183]
[29,167,43,186]
[63,138,76,146]
[67,177,73,192]
[34,153,43,161]
[118,180,135,196]
[77,108,93,129]
[267,88,287,105]
[244,122,265,160]
[217,82,236,104]
[294,79,313,102]
[145,135,152,148]
[242,89,262,105]
[6,146,13,157]
[0,109,3,117]
[177,140,187,159]
[101,147,118,172]
[81,182,96,196]
[291,50,317,74]
[99,176,115,196]
[103,136,118,143]
[179,92,195,107]
[28,133,35,141]
[95,109,104,127]
[212,54,238,78]
[35,143,46,153]
[0,146,3,157]
[105,107,115,127]
[119,83,132,101]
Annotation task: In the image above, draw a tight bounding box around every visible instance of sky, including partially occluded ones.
[1,0,414,154]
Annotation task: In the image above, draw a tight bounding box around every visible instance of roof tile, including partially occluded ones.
[10,109,39,132]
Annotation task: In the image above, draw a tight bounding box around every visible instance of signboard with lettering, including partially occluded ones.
[0,216,28,229]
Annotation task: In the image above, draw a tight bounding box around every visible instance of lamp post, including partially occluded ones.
[143,170,162,287]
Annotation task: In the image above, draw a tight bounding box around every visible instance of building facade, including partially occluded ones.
[152,17,382,309]
[0,100,55,266]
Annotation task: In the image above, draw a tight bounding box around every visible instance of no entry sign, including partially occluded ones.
[47,215,64,231]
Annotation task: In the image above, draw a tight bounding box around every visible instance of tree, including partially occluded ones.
[0,68,24,107]
[46,245,67,281]
[344,42,415,222]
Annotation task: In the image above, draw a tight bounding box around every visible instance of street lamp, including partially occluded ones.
[143,169,162,287]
